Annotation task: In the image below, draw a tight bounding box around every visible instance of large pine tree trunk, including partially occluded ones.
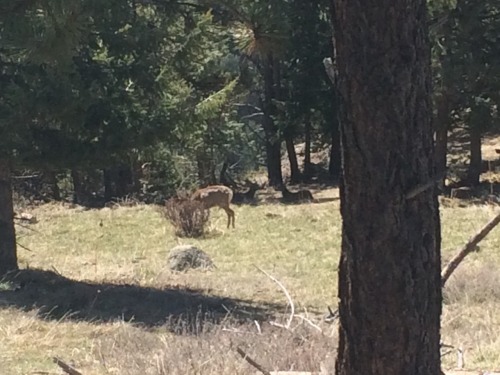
[0,159,18,275]
[467,126,482,186]
[333,0,442,374]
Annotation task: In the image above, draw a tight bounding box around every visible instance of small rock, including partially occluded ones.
[168,245,215,272]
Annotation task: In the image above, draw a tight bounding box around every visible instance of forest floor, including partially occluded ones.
[2,136,500,374]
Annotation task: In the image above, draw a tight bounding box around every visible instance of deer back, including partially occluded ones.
[191,185,233,208]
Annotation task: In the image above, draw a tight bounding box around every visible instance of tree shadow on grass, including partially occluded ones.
[0,268,286,334]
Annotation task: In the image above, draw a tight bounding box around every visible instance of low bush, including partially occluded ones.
[163,198,210,237]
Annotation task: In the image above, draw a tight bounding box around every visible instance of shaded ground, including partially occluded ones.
[0,268,284,333]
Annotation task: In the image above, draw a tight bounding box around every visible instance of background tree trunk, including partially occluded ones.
[332,0,442,374]
[43,169,61,201]
[262,53,283,187]
[0,159,18,275]
[467,125,482,186]
[71,169,90,205]
[285,132,301,182]
[264,138,283,187]
[303,117,313,180]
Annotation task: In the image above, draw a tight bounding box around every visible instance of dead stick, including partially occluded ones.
[52,357,83,375]
[16,242,34,252]
[253,264,295,329]
[405,172,446,200]
[236,347,272,375]
[441,211,500,287]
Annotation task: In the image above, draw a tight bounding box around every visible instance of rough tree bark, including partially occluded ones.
[329,115,341,181]
[0,159,18,275]
[332,0,442,374]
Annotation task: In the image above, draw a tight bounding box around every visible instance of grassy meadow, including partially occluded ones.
[1,187,500,374]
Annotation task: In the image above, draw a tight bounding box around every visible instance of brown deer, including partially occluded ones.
[280,185,314,204]
[191,185,235,228]
[232,179,264,205]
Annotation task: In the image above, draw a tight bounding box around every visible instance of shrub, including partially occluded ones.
[163,198,210,238]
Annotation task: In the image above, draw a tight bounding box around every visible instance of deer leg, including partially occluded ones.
[223,207,235,228]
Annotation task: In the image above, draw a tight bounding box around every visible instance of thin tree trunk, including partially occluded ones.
[116,165,132,198]
[262,53,283,187]
[304,117,313,180]
[0,159,18,275]
[196,153,216,187]
[44,169,60,200]
[71,169,86,204]
[264,136,283,187]
[129,157,142,193]
[285,132,301,182]
[467,126,482,186]
[333,0,442,374]
[103,168,114,202]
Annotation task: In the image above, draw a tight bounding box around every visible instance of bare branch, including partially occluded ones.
[12,174,40,179]
[16,242,34,252]
[405,172,446,200]
[254,265,295,329]
[441,211,500,287]
[294,315,322,332]
[236,347,272,375]
[52,357,83,375]
[241,112,264,121]
[233,103,262,112]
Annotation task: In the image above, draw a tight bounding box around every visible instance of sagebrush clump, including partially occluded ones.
[164,198,210,237]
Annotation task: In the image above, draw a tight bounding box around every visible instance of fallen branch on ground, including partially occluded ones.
[236,347,272,375]
[254,265,295,329]
[441,211,500,287]
[52,357,83,375]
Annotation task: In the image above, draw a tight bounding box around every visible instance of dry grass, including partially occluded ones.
[1,190,500,373]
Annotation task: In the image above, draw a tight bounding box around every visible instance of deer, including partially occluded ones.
[280,185,314,204]
[191,185,235,228]
[232,179,264,205]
